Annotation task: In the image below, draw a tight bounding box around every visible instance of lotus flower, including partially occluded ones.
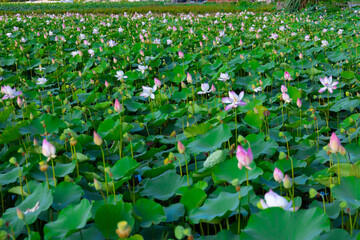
[282,92,292,103]
[197,83,211,95]
[329,132,341,153]
[1,85,22,100]
[284,71,292,81]
[154,78,162,88]
[260,189,298,211]
[319,76,338,93]
[114,99,122,113]
[218,73,230,82]
[137,65,148,74]
[281,85,287,93]
[36,77,47,85]
[297,98,302,108]
[140,85,157,100]
[222,91,247,111]
[178,51,184,59]
[236,145,253,170]
[42,139,56,162]
[115,70,127,81]
[177,140,185,154]
[321,40,329,47]
[93,131,103,146]
[273,168,284,183]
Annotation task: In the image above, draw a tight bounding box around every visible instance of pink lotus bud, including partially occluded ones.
[239,39,243,45]
[329,132,341,153]
[140,50,144,56]
[114,99,122,113]
[55,36,59,41]
[16,208,24,220]
[299,52,303,59]
[273,168,284,183]
[20,45,23,51]
[78,51,83,57]
[62,24,65,29]
[177,141,185,154]
[284,71,292,81]
[154,78,161,88]
[186,72,192,83]
[200,41,203,48]
[100,46,103,52]
[93,131,103,146]
[236,145,253,170]
[17,96,23,107]
[297,98,302,108]
[281,85,287,93]
[42,139,56,161]
[178,51,184,59]
[113,58,117,63]
[105,81,109,88]
[33,138,38,146]
[211,84,216,93]
[52,58,55,64]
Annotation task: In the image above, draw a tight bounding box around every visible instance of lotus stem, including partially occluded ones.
[100,145,109,198]
[238,190,241,234]
[336,153,341,184]
[183,153,190,186]
[50,158,57,187]
[17,165,24,201]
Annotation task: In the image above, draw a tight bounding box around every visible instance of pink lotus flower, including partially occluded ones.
[1,85,22,100]
[282,92,292,103]
[236,145,253,170]
[114,99,122,113]
[281,85,287,93]
[222,91,247,111]
[177,140,185,154]
[186,72,192,83]
[329,132,341,153]
[297,98,302,108]
[17,96,24,107]
[42,139,56,162]
[154,78,162,88]
[273,168,284,183]
[93,131,103,146]
[178,51,184,59]
[284,71,292,81]
[260,189,298,212]
[319,76,338,93]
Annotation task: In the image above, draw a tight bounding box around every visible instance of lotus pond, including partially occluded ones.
[1,8,360,240]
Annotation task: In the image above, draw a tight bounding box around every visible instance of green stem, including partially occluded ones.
[51,158,56,187]
[100,146,109,198]
[336,153,341,184]
[183,153,190,186]
[238,190,241,234]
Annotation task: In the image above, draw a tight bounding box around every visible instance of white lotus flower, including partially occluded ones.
[260,189,298,212]
[197,83,211,95]
[115,70,127,81]
[137,65,148,74]
[36,77,47,85]
[140,85,157,100]
[218,73,230,82]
